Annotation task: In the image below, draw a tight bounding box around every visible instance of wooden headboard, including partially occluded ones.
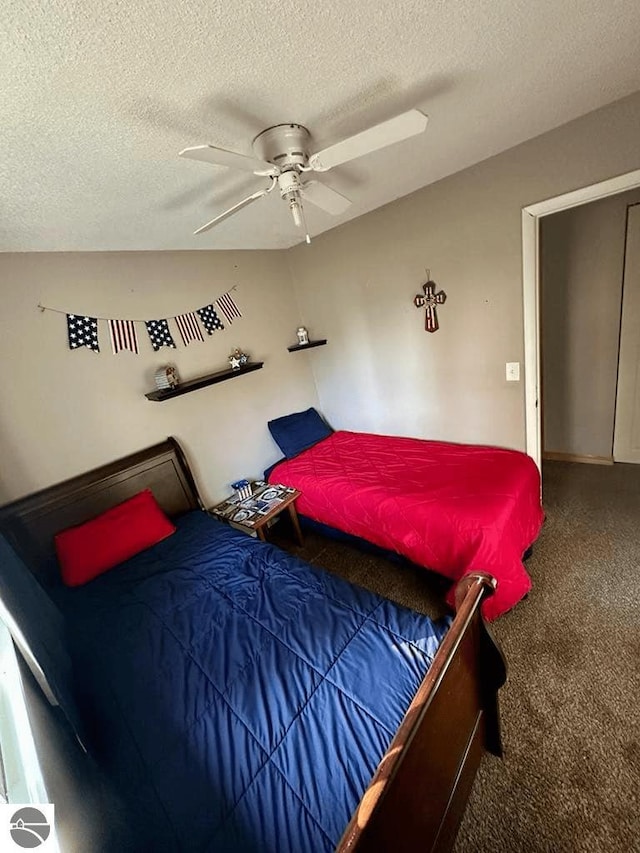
[0,437,204,593]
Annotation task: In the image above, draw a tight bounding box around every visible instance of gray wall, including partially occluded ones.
[541,190,640,458]
[287,92,640,451]
[0,250,317,504]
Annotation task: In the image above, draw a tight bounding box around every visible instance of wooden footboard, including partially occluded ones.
[337,572,506,853]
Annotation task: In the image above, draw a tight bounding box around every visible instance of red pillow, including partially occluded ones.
[55,489,176,586]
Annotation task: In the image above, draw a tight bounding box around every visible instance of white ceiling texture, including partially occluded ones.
[2,0,640,252]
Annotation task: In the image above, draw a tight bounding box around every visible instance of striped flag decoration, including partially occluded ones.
[67,314,100,352]
[145,319,176,351]
[174,311,204,346]
[197,304,225,335]
[216,292,242,324]
[109,319,139,355]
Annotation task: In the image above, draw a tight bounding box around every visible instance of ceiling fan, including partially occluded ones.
[179,109,428,244]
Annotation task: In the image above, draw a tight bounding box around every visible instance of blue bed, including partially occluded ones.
[61,511,450,852]
[0,438,506,853]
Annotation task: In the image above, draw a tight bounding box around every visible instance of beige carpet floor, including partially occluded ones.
[277,461,640,852]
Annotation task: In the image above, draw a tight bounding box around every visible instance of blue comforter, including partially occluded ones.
[62,511,450,852]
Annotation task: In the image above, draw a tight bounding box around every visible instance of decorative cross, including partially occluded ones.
[413,276,447,333]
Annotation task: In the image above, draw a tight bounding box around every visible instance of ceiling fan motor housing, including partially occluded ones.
[252,123,311,169]
[277,170,303,198]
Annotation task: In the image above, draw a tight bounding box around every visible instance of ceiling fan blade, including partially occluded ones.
[300,181,352,215]
[308,109,428,172]
[193,188,269,235]
[179,144,276,175]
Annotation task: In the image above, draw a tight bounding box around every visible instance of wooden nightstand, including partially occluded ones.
[210,483,304,546]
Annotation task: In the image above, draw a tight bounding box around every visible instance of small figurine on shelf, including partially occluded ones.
[228,347,249,370]
[296,326,309,346]
[154,365,180,391]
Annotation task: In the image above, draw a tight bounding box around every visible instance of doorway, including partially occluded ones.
[538,194,640,467]
[522,169,640,476]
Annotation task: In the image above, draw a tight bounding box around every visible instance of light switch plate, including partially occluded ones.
[506,362,520,381]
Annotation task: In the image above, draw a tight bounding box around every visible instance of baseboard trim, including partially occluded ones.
[542,451,614,466]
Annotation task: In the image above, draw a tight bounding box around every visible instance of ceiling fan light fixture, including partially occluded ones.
[279,171,311,243]
[288,192,303,227]
[287,192,311,244]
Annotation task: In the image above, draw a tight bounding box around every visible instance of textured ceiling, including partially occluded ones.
[2,0,640,251]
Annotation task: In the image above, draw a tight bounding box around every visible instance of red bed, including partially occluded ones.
[268,431,543,620]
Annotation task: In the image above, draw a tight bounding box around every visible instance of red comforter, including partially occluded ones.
[269,431,544,620]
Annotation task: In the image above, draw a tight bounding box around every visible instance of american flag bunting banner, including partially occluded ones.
[145,319,176,351]
[197,304,225,335]
[216,292,242,324]
[109,319,139,354]
[67,314,100,352]
[53,289,242,356]
[174,311,204,346]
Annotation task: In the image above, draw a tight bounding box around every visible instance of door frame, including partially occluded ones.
[522,168,640,472]
[613,201,640,461]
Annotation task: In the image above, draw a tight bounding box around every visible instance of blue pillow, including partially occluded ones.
[267,408,333,459]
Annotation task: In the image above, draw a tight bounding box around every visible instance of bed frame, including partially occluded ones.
[0,437,506,853]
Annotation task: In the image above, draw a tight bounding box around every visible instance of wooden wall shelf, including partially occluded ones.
[287,339,327,352]
[145,362,264,401]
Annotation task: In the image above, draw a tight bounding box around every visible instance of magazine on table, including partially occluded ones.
[211,482,296,527]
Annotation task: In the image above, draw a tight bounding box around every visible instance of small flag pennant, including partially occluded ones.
[174,312,204,346]
[197,304,225,335]
[216,292,242,324]
[145,319,176,351]
[67,314,99,352]
[109,319,139,355]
